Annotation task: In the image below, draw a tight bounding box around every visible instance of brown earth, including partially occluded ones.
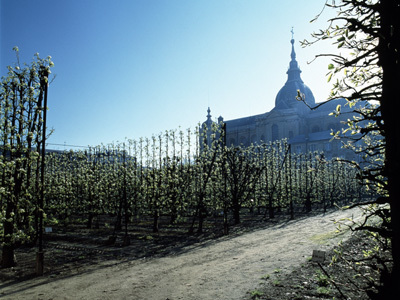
[0,207,365,300]
[245,230,385,300]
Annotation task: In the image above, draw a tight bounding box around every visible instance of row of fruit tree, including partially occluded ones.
[1,51,374,268]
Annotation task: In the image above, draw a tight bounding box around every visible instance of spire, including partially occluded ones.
[274,30,316,111]
[206,107,211,121]
[203,107,213,127]
[290,38,296,61]
[290,27,296,60]
[287,29,302,82]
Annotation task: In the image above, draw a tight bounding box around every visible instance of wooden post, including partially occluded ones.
[37,67,49,276]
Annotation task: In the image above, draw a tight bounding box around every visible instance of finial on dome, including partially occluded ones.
[207,107,211,120]
[290,28,296,61]
[286,28,301,81]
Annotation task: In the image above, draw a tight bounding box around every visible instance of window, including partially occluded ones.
[324,142,332,151]
[272,124,279,141]
[240,136,247,146]
[312,125,320,133]
[327,123,337,131]
[251,135,257,145]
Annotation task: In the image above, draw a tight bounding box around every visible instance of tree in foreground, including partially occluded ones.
[302,0,400,297]
[0,48,53,268]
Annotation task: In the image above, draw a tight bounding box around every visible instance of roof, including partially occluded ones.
[314,98,348,112]
[224,113,264,129]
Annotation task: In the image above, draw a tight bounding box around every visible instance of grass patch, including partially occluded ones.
[309,229,348,245]
[316,286,332,296]
[273,268,281,273]
[250,289,264,299]
[272,279,282,286]
[260,274,270,280]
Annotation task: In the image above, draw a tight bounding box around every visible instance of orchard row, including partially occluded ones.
[1,127,368,251]
[43,128,367,236]
[1,53,368,268]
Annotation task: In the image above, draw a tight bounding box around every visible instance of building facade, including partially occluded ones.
[202,37,359,161]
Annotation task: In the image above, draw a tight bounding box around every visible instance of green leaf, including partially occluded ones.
[337,36,345,42]
[327,72,333,82]
[328,64,334,70]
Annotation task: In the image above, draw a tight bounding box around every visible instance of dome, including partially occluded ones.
[274,38,316,112]
[202,107,213,128]
[275,80,316,110]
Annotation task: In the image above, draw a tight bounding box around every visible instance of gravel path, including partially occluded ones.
[0,207,363,300]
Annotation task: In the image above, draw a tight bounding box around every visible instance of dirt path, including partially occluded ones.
[0,207,363,300]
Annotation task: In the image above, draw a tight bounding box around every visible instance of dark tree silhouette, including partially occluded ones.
[301,0,400,297]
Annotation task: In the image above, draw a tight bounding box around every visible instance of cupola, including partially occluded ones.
[274,33,316,112]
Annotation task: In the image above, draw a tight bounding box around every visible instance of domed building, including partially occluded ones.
[274,37,315,112]
[202,36,358,160]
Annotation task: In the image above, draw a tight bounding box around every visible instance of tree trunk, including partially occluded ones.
[1,243,16,268]
[1,197,17,268]
[233,208,240,225]
[379,0,400,294]
[1,218,16,267]
[197,216,204,234]
[197,202,207,234]
[289,197,294,220]
[153,210,159,233]
[232,196,241,225]
[87,213,94,229]
[268,196,274,219]
[188,213,196,235]
[305,195,312,213]
[170,206,177,225]
[223,208,229,235]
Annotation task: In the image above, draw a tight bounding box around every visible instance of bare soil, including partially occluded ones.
[245,231,386,300]
[0,207,365,300]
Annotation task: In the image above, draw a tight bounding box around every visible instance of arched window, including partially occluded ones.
[327,123,337,131]
[324,142,332,151]
[312,125,320,133]
[272,124,279,141]
[240,136,247,146]
[251,135,257,145]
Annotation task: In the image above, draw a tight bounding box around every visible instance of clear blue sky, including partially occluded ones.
[1,0,338,150]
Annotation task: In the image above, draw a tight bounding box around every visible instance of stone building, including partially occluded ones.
[202,37,359,161]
